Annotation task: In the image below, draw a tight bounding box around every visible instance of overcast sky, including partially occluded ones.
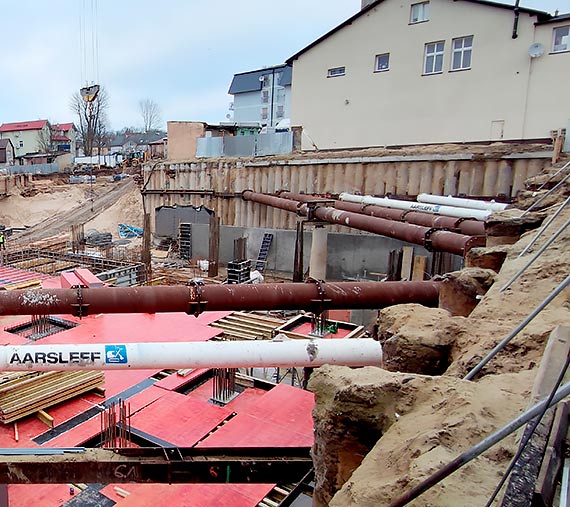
[0,0,566,132]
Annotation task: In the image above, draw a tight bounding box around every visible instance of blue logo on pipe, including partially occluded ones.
[105,345,127,364]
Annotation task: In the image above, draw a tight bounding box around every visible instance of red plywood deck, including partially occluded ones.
[154,367,210,391]
[129,390,232,446]
[8,484,75,507]
[100,483,275,507]
[198,384,314,448]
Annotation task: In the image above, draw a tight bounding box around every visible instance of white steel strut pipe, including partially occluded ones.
[417,193,509,212]
[339,193,491,221]
[0,339,383,372]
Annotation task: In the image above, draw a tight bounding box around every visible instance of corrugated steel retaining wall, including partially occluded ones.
[142,154,551,233]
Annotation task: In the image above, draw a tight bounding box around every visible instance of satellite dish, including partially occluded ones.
[528,42,545,58]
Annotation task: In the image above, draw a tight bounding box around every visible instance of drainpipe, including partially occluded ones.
[309,225,328,280]
[339,192,491,221]
[243,191,484,256]
[1,281,440,317]
[512,0,520,39]
[0,339,383,372]
[417,193,508,212]
[278,192,485,236]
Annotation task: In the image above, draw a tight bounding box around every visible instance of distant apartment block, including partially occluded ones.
[228,64,292,127]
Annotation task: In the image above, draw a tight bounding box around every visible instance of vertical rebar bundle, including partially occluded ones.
[100,399,131,448]
[212,368,237,404]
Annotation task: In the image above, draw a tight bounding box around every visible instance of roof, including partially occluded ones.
[52,123,74,132]
[536,12,570,25]
[228,64,292,95]
[51,135,71,142]
[109,131,166,147]
[0,120,48,133]
[286,0,553,64]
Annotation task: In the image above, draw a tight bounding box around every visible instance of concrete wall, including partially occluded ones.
[167,121,206,161]
[289,0,568,149]
[190,223,446,281]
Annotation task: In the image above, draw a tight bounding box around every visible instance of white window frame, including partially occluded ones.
[276,105,284,119]
[451,35,473,71]
[410,2,429,24]
[553,25,569,53]
[261,107,268,120]
[423,41,444,75]
[261,90,269,104]
[327,66,346,78]
[374,53,390,72]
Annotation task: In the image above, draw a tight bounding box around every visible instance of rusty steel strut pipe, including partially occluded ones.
[2,281,440,317]
[243,191,483,256]
[278,191,485,236]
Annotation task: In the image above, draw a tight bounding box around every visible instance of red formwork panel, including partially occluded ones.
[197,413,313,448]
[288,321,353,338]
[100,483,275,507]
[224,387,267,413]
[0,266,52,288]
[9,484,76,507]
[198,384,314,448]
[46,386,167,448]
[129,390,232,446]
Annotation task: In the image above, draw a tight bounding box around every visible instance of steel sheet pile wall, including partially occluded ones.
[142,156,549,232]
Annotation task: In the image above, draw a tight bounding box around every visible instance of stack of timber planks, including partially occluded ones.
[0,370,104,424]
[212,312,285,340]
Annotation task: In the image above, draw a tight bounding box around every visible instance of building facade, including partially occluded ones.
[0,120,51,157]
[287,0,570,149]
[228,64,292,127]
[0,139,15,168]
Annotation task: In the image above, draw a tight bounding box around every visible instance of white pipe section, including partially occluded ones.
[339,193,491,221]
[0,339,383,372]
[417,193,509,212]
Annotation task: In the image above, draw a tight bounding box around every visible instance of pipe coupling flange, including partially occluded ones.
[187,279,208,316]
[423,227,450,252]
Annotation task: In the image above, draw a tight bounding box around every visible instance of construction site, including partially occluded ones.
[0,138,565,507]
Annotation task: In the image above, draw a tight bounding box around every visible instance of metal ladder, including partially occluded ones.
[255,233,273,272]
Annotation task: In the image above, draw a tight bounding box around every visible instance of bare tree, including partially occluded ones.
[70,87,110,156]
[36,123,53,153]
[139,99,161,132]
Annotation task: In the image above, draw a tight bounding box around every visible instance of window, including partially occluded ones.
[275,88,286,103]
[424,41,444,74]
[410,2,429,23]
[18,141,23,148]
[375,53,390,72]
[261,107,268,120]
[327,66,346,78]
[276,105,284,119]
[451,36,473,70]
[553,26,569,53]
[261,90,269,104]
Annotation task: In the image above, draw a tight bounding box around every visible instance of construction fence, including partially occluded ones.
[197,131,293,158]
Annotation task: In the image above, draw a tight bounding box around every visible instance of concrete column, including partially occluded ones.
[309,225,328,281]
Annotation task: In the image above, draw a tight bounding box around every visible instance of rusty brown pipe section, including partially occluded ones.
[2,281,440,317]
[279,191,485,236]
[243,191,484,256]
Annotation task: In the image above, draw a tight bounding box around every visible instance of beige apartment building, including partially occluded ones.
[287,0,570,149]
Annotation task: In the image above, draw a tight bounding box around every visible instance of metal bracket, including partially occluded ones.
[306,278,332,315]
[453,217,476,231]
[187,279,208,317]
[70,286,89,318]
[423,227,450,252]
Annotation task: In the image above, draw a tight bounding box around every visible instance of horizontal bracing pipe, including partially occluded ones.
[417,193,509,212]
[0,339,383,371]
[243,191,484,256]
[339,192,491,221]
[4,281,440,316]
[278,192,485,236]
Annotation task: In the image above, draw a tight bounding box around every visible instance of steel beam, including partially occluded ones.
[0,447,312,484]
[242,191,483,256]
[279,192,485,236]
[0,281,440,317]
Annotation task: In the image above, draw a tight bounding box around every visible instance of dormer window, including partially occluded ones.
[410,1,429,24]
